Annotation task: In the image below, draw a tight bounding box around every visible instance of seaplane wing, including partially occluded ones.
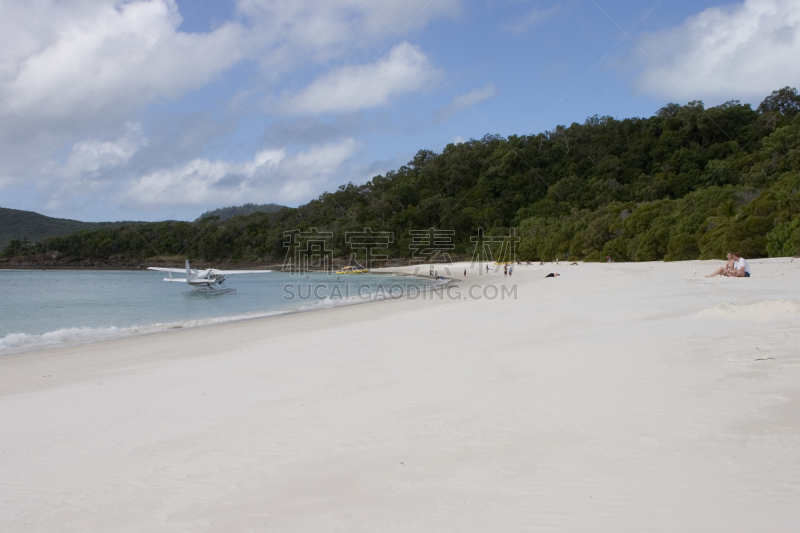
[147,266,271,275]
[211,269,272,275]
[148,261,271,294]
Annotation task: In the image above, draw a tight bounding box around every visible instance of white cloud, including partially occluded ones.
[436,83,497,120]
[289,138,360,177]
[124,139,359,208]
[237,0,460,70]
[67,123,148,175]
[0,0,459,135]
[284,42,434,114]
[254,149,285,167]
[7,123,149,214]
[0,0,244,135]
[0,0,459,218]
[126,158,260,208]
[634,0,800,103]
[504,5,560,35]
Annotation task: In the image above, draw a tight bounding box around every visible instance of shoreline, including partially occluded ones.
[0,269,452,357]
[3,259,800,531]
[4,257,796,357]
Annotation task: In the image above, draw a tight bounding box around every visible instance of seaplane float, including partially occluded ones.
[148,260,271,295]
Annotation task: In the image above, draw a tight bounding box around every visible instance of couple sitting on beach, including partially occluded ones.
[706,252,751,278]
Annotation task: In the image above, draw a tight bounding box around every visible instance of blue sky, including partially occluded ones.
[1,0,798,222]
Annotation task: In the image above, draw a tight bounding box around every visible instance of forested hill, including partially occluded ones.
[197,203,286,221]
[4,87,800,266]
[0,208,140,251]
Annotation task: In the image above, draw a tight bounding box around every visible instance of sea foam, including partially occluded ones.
[0,283,440,354]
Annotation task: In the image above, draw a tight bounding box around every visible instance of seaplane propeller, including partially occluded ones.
[148,260,271,294]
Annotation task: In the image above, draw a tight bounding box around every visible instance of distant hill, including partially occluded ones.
[198,203,285,221]
[0,207,139,250]
[8,88,800,265]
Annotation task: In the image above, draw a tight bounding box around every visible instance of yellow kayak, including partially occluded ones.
[335,266,369,274]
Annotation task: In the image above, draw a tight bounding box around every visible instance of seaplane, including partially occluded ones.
[148,260,272,295]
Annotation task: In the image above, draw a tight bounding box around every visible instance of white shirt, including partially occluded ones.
[735,258,750,274]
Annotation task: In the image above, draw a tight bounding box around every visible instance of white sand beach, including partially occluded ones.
[2,259,800,532]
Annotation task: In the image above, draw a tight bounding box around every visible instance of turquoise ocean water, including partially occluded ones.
[0,270,438,353]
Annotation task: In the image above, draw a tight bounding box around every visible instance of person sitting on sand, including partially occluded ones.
[545,273,560,278]
[705,252,735,277]
[728,253,751,277]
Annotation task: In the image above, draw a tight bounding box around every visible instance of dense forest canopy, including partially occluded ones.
[197,203,285,221]
[5,87,800,265]
[0,207,141,251]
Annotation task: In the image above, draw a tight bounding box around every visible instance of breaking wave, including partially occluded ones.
[0,281,445,354]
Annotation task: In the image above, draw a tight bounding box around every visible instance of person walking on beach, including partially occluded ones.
[503,265,508,277]
[705,252,736,277]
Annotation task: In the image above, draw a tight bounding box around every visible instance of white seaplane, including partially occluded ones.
[148,260,272,295]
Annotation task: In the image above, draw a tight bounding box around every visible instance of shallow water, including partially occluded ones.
[0,269,437,353]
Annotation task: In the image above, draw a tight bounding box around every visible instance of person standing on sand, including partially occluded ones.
[705,252,736,277]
